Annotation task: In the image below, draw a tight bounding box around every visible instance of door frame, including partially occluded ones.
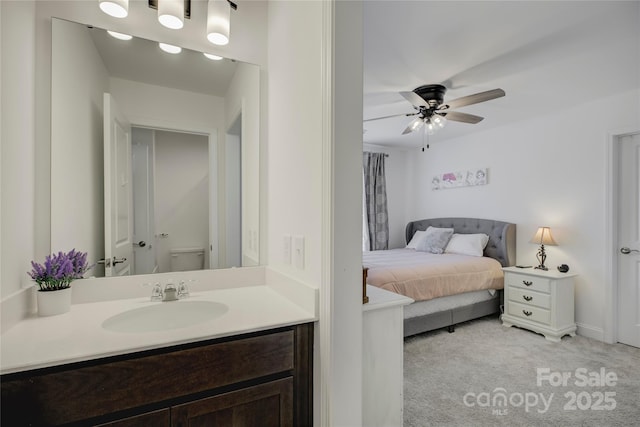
[604,127,640,344]
[126,116,218,271]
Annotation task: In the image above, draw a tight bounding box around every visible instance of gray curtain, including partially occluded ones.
[363,152,389,250]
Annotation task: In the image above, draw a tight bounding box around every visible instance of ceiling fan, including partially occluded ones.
[364,84,505,135]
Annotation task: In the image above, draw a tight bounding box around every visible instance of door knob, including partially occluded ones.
[97,258,111,267]
[620,247,640,255]
[134,241,146,247]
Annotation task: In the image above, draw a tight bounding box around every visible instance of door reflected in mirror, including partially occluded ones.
[50,18,260,278]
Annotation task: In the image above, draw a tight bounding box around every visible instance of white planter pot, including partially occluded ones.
[37,287,72,316]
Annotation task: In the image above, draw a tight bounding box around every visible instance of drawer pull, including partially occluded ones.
[523,280,533,286]
[523,295,533,302]
[523,310,533,317]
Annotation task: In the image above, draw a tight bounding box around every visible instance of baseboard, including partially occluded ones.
[576,322,604,341]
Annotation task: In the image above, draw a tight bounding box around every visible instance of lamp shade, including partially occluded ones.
[99,0,129,18]
[530,227,557,246]
[207,0,230,45]
[158,0,185,29]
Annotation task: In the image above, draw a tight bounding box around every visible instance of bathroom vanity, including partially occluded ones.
[1,269,318,426]
[1,324,312,426]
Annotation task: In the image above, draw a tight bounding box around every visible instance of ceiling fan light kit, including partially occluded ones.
[366,83,506,138]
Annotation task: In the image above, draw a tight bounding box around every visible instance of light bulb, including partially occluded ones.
[99,0,128,18]
[207,0,230,45]
[158,0,184,30]
[107,30,133,41]
[410,119,424,132]
[426,120,436,135]
[432,115,447,129]
[159,43,182,54]
[204,53,224,61]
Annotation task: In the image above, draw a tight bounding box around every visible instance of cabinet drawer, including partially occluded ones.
[508,287,551,309]
[508,301,551,324]
[506,274,550,293]
[1,330,295,425]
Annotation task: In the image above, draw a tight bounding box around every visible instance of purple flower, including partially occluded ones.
[28,249,92,291]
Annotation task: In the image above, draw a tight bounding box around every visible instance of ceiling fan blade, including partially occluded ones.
[363,112,417,122]
[402,117,424,135]
[399,91,428,107]
[444,111,484,124]
[442,88,505,110]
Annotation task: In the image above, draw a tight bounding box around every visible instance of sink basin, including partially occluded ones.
[102,300,228,333]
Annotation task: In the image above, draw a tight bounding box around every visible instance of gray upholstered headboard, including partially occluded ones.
[405,217,516,267]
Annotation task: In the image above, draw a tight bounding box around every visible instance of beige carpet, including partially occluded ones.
[404,315,640,427]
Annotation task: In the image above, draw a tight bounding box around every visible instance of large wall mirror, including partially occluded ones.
[50,18,260,278]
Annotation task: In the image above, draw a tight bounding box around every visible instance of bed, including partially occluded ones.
[363,217,516,337]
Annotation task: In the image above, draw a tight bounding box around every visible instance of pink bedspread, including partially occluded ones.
[363,248,504,302]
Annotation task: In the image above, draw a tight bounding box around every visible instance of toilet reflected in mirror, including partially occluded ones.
[170,248,206,272]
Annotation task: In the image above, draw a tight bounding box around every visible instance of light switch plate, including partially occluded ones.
[283,235,292,264]
[293,235,304,269]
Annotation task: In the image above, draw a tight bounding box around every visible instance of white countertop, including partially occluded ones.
[0,284,317,375]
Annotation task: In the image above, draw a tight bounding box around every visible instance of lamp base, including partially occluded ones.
[535,265,548,271]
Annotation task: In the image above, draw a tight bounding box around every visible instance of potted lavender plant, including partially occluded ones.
[28,249,91,316]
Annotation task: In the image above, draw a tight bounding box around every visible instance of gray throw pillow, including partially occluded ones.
[415,226,454,254]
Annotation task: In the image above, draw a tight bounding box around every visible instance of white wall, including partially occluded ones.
[1,1,37,298]
[268,1,365,425]
[267,1,324,283]
[154,130,209,273]
[110,77,225,134]
[224,61,260,265]
[407,88,640,340]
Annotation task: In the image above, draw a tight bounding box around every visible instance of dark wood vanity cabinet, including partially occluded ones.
[1,323,313,427]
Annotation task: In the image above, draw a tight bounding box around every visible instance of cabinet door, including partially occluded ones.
[172,378,293,427]
[96,409,170,426]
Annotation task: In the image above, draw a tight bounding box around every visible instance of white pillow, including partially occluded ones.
[415,227,454,254]
[445,233,490,257]
[406,230,427,249]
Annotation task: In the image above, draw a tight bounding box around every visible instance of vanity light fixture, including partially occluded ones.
[158,0,185,30]
[99,0,238,45]
[203,52,224,61]
[99,0,129,18]
[159,42,182,54]
[107,30,133,40]
[207,0,238,46]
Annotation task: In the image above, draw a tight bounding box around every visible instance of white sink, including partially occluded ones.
[102,300,228,333]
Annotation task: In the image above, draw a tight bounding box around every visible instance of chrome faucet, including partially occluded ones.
[150,281,190,302]
[163,284,179,301]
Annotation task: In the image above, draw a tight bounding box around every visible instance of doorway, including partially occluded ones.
[131,127,210,274]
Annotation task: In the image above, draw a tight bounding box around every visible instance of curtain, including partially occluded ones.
[363,152,389,251]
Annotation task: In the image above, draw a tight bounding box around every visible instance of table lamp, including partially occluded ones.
[530,227,557,270]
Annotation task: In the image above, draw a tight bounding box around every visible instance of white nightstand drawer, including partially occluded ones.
[507,274,551,293]
[508,301,551,324]
[509,287,551,309]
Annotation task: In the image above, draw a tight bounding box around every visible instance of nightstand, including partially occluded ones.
[501,266,577,342]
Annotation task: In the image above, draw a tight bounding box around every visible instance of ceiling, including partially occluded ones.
[88,22,238,97]
[363,1,640,149]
